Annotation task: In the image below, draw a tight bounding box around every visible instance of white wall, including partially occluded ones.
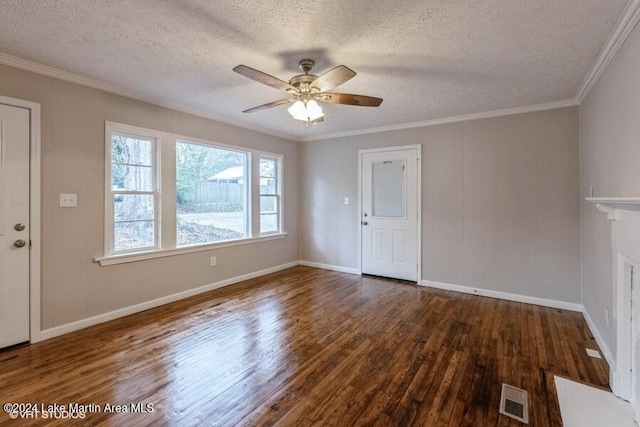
[300,107,581,304]
[581,20,640,361]
[0,64,299,331]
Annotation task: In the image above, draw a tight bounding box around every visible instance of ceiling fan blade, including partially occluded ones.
[242,98,295,113]
[233,65,297,93]
[320,93,383,107]
[311,65,356,92]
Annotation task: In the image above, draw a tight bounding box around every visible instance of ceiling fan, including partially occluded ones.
[233,59,383,125]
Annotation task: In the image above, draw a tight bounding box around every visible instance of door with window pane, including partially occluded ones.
[361,148,419,282]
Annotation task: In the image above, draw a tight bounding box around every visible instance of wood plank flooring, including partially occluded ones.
[0,266,609,426]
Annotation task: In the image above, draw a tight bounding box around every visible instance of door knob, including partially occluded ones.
[14,240,26,248]
[362,221,369,226]
[14,223,25,231]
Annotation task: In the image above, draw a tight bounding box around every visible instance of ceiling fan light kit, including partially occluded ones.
[233,59,383,126]
[288,99,324,122]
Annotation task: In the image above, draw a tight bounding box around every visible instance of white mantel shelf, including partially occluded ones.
[586,197,640,220]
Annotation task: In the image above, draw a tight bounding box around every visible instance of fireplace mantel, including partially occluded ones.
[586,197,640,220]
[586,196,640,401]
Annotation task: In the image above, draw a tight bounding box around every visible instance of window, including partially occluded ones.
[108,130,158,254]
[103,122,284,260]
[259,155,281,234]
[176,141,248,246]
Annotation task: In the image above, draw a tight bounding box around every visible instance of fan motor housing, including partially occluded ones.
[289,74,317,94]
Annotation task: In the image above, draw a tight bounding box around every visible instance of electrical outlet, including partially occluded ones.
[59,193,77,208]
[210,256,217,267]
[605,307,609,326]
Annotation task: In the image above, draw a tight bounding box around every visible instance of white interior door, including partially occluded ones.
[0,104,30,348]
[361,147,419,282]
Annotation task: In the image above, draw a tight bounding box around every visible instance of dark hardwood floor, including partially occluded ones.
[0,266,608,426]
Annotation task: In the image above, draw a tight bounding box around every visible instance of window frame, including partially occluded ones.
[101,122,286,264]
[259,154,283,235]
[105,122,162,256]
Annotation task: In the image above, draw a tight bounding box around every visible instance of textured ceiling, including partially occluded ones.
[0,0,629,140]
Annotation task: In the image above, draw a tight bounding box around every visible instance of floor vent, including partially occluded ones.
[586,348,602,359]
[499,383,529,424]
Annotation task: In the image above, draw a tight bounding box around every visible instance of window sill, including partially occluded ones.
[94,232,288,266]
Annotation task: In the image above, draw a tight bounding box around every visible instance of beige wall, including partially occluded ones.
[300,107,581,303]
[580,22,640,359]
[0,64,299,331]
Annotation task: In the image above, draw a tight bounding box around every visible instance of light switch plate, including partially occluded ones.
[344,197,350,205]
[60,193,77,207]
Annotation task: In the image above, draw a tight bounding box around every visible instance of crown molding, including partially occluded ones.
[0,52,299,142]
[300,99,578,142]
[574,0,640,103]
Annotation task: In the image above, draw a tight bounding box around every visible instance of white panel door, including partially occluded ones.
[361,148,419,282]
[0,104,30,348]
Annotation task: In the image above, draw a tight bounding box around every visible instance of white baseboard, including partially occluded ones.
[420,279,583,312]
[298,260,360,275]
[582,307,616,374]
[40,261,299,341]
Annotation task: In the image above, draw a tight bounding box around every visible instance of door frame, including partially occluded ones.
[0,95,41,344]
[358,144,422,282]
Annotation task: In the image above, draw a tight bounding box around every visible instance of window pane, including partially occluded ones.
[260,157,277,194]
[114,221,154,252]
[260,157,276,177]
[260,177,276,195]
[260,195,278,214]
[260,214,278,234]
[260,155,280,235]
[176,141,247,246]
[372,160,405,217]
[114,194,154,221]
[112,135,153,166]
[112,165,154,191]
[109,128,158,255]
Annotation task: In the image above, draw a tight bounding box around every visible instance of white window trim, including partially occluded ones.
[105,122,162,256]
[102,122,286,265]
